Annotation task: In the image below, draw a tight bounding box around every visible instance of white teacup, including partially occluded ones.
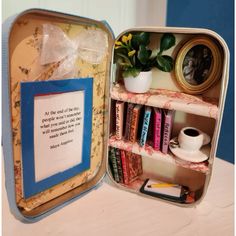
[178,127,210,152]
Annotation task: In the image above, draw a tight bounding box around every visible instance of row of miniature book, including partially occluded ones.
[109,147,143,184]
[109,147,195,203]
[115,101,175,154]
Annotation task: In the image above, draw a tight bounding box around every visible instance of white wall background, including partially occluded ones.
[2,0,167,36]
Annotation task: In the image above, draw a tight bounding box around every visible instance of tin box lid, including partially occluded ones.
[2,8,115,222]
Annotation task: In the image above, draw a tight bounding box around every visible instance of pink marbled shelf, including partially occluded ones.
[109,135,210,174]
[110,84,219,119]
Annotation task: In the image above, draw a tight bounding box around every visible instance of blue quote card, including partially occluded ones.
[21,78,93,199]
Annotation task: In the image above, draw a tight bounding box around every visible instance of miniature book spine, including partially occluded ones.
[116,101,124,140]
[129,104,142,143]
[140,106,151,147]
[109,147,120,182]
[128,153,143,182]
[124,103,134,140]
[115,148,124,183]
[161,110,174,154]
[125,151,132,182]
[146,110,153,146]
[120,150,129,184]
[135,154,143,176]
[153,108,162,151]
[108,149,115,179]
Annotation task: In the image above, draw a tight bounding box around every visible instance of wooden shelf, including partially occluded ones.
[110,84,219,119]
[108,135,210,174]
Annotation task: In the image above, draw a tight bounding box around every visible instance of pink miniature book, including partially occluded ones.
[115,101,124,140]
[161,109,174,154]
[153,107,162,151]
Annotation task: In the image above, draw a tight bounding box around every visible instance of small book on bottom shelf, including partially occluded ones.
[120,150,129,184]
[115,148,124,183]
[109,147,143,184]
[109,147,120,182]
[127,152,143,182]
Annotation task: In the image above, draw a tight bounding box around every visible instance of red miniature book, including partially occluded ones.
[129,104,142,143]
[127,152,143,182]
[120,150,129,184]
[124,103,134,140]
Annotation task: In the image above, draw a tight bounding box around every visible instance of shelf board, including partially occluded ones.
[110,84,219,119]
[109,135,209,174]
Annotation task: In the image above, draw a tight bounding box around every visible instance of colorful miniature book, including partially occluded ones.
[140,106,151,147]
[115,101,124,140]
[153,107,162,151]
[161,109,175,154]
[124,151,132,182]
[135,154,143,176]
[146,109,154,146]
[124,103,134,140]
[120,150,129,184]
[115,148,124,183]
[127,152,143,182]
[109,147,120,182]
[108,149,115,179]
[129,104,142,143]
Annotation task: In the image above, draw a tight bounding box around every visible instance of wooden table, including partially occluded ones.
[3,157,234,236]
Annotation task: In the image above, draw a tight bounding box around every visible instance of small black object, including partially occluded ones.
[140,179,189,203]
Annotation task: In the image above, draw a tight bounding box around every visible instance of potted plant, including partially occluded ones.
[114,32,176,93]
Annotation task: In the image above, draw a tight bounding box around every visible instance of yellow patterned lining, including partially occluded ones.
[10,14,111,211]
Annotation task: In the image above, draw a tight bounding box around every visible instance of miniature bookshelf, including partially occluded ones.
[110,84,219,119]
[108,83,215,204]
[109,135,210,174]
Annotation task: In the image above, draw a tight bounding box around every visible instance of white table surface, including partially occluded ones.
[3,157,234,236]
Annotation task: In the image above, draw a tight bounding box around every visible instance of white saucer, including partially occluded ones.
[169,138,209,163]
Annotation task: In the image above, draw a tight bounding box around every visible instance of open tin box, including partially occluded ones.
[2,9,229,222]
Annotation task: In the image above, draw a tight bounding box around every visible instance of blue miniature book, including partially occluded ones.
[140,106,151,147]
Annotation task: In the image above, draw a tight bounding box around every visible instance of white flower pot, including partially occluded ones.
[124,71,152,93]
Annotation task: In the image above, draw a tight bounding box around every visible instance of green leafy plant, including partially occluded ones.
[114,32,176,78]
